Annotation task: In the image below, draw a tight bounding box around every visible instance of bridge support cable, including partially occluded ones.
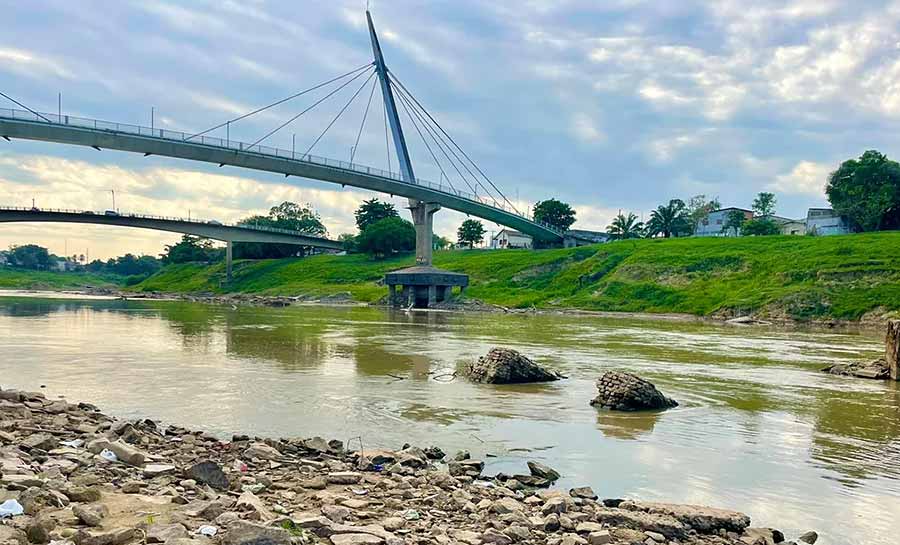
[185,63,373,141]
[350,77,379,163]
[390,80,497,206]
[390,73,521,215]
[393,82,481,198]
[0,91,51,123]
[393,83,456,194]
[247,66,375,149]
[302,70,377,158]
[381,93,392,173]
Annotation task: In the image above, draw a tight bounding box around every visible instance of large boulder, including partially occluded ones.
[590,371,677,411]
[466,348,561,384]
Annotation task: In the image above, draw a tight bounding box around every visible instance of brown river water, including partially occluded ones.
[1,292,898,544]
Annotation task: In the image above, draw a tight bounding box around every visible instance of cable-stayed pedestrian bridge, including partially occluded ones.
[0,107,563,243]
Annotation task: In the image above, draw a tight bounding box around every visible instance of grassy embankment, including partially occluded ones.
[130,232,900,321]
[0,268,121,291]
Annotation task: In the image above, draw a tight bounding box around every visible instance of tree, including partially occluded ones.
[457,219,486,248]
[533,199,576,231]
[826,150,900,231]
[161,235,223,264]
[356,217,416,258]
[8,244,51,270]
[338,233,358,253]
[606,212,643,240]
[752,192,777,217]
[235,202,326,259]
[432,234,451,250]
[355,198,399,232]
[722,209,746,236]
[741,218,781,236]
[646,199,691,238]
[687,195,720,234]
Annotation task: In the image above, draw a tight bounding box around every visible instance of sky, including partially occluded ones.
[2,0,900,260]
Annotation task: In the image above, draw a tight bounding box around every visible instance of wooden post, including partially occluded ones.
[887,319,900,381]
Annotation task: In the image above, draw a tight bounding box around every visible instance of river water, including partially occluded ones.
[1,292,897,544]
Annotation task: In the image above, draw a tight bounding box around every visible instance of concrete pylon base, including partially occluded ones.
[385,266,469,308]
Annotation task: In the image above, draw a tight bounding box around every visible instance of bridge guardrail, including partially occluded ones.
[0,206,337,241]
[0,108,565,236]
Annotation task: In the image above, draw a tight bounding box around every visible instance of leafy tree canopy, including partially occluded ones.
[355,198,399,232]
[606,212,643,240]
[161,235,223,265]
[533,199,576,231]
[741,218,781,236]
[646,199,691,238]
[8,244,51,270]
[236,202,326,259]
[432,234,451,250]
[752,192,777,217]
[687,195,721,234]
[457,219,486,248]
[826,150,900,232]
[722,209,747,236]
[357,217,416,258]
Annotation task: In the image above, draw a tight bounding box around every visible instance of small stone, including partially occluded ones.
[73,504,109,527]
[798,531,818,544]
[542,497,569,515]
[327,472,362,485]
[143,464,176,478]
[235,492,273,521]
[575,522,603,534]
[569,487,597,500]
[466,347,560,383]
[185,461,229,491]
[323,504,352,523]
[329,535,384,545]
[644,531,665,542]
[587,531,612,545]
[491,497,524,514]
[242,443,281,461]
[381,518,405,531]
[65,486,102,503]
[121,481,145,494]
[26,516,56,544]
[146,524,187,544]
[482,529,513,545]
[73,528,137,545]
[0,526,27,545]
[23,433,59,452]
[221,521,292,545]
[560,534,588,545]
[504,525,530,542]
[301,476,328,489]
[527,461,560,481]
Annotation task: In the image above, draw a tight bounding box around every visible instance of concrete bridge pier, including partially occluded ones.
[409,199,440,266]
[225,240,233,283]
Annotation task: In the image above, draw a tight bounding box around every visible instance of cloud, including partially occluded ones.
[0,47,74,80]
[570,114,605,143]
[769,161,833,196]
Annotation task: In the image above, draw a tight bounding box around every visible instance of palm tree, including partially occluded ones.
[646,199,691,238]
[606,212,644,240]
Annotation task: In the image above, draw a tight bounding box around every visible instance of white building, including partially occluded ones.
[806,208,850,235]
[695,207,753,236]
[491,229,532,249]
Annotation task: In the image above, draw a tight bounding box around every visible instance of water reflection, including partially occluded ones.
[0,294,898,545]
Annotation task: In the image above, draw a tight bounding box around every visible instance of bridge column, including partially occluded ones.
[409,200,440,266]
[225,240,233,283]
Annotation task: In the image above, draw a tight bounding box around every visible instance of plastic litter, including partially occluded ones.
[197,526,218,537]
[0,498,24,518]
[351,487,369,496]
[232,459,248,472]
[60,439,84,448]
[99,449,118,462]
[402,509,420,521]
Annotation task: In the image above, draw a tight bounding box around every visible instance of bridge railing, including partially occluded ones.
[0,108,565,236]
[0,206,336,241]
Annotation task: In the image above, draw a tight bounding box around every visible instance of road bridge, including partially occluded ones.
[0,207,342,281]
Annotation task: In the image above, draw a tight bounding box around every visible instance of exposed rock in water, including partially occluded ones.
[822,358,890,379]
[590,371,678,411]
[465,347,562,384]
[824,319,900,380]
[527,461,560,481]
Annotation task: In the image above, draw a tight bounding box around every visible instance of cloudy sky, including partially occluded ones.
[2,0,899,259]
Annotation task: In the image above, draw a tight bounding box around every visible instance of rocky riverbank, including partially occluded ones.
[0,386,817,545]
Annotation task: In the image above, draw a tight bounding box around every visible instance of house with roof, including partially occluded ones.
[491,229,532,249]
[806,208,850,235]
[695,207,753,237]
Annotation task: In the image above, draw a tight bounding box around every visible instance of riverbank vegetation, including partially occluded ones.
[0,267,121,290]
[128,231,900,322]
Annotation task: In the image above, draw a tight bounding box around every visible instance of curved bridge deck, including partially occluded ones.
[0,109,563,242]
[0,207,343,248]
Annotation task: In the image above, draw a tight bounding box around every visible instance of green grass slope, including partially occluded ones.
[133,232,900,321]
[0,268,122,290]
